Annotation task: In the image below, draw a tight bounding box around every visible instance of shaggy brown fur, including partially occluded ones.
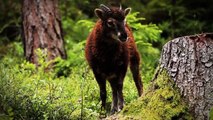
[85,4,143,114]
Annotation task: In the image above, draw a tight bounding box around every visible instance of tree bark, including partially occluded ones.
[156,33,213,119]
[22,0,66,64]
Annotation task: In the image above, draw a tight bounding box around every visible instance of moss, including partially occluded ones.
[118,70,193,120]
[210,107,213,120]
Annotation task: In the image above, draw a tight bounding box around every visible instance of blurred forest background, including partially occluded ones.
[0,0,212,119]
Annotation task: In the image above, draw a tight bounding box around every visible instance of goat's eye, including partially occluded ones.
[107,20,114,28]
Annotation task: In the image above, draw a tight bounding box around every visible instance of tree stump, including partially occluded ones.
[158,33,213,119]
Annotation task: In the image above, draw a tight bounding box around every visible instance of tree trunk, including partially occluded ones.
[157,33,213,119]
[22,0,66,64]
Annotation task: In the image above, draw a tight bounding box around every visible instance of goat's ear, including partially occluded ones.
[95,9,104,19]
[124,8,131,16]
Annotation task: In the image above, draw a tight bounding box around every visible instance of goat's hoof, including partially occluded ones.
[99,112,107,119]
[110,109,118,115]
[118,105,124,111]
[99,107,107,118]
[99,114,107,119]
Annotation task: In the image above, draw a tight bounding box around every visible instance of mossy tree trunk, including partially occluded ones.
[22,0,67,64]
[156,33,213,119]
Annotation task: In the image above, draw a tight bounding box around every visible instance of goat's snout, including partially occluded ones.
[118,32,128,42]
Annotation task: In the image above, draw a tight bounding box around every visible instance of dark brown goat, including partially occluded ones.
[85,4,143,114]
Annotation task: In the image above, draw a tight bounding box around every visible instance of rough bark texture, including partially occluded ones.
[158,33,213,119]
[22,0,66,64]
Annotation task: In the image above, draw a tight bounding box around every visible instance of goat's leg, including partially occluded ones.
[116,72,126,111]
[96,78,107,118]
[99,81,106,110]
[130,51,143,96]
[117,81,124,111]
[94,74,107,110]
[109,80,118,114]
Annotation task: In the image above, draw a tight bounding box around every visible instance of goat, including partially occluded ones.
[85,4,143,114]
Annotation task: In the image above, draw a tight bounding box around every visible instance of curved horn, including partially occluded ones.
[119,4,122,10]
[100,4,111,12]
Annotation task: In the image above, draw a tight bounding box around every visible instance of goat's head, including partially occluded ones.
[95,4,131,42]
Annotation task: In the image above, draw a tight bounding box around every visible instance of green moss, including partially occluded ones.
[210,107,213,120]
[119,70,193,120]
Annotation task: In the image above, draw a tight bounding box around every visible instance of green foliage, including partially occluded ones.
[140,0,213,39]
[0,50,97,119]
[119,70,193,120]
[0,0,21,44]
[126,12,162,43]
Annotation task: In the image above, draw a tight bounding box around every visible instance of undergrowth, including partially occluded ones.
[0,49,144,119]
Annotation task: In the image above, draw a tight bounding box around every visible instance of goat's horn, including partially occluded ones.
[119,4,122,10]
[100,4,111,12]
